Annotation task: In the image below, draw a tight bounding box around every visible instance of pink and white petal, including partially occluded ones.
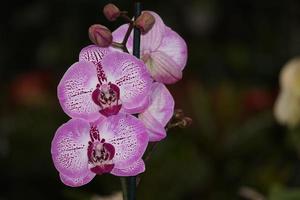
[101,52,152,114]
[111,24,133,54]
[51,118,91,177]
[97,113,148,169]
[89,114,106,127]
[59,171,96,187]
[111,159,145,176]
[143,83,174,126]
[57,61,100,121]
[156,27,188,71]
[79,45,111,64]
[139,112,166,141]
[147,51,182,84]
[141,11,166,52]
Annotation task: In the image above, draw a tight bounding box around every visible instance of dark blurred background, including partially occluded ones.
[1,0,300,199]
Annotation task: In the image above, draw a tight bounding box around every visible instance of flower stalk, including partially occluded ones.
[121,2,141,200]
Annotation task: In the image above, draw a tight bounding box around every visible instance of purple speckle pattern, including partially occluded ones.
[79,45,110,64]
[111,159,145,176]
[101,52,152,114]
[51,114,149,186]
[57,61,100,121]
[60,171,95,187]
[51,118,90,177]
[98,113,149,169]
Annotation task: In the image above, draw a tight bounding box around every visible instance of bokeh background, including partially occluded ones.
[1,0,300,199]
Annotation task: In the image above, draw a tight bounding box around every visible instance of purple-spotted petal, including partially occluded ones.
[51,118,91,177]
[79,45,111,64]
[101,52,152,114]
[139,83,174,141]
[97,113,148,169]
[147,51,182,84]
[59,171,95,187]
[156,27,187,71]
[111,159,145,176]
[57,61,100,121]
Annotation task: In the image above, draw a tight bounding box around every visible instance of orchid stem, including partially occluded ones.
[121,177,128,200]
[122,23,134,47]
[122,2,141,200]
[133,2,141,58]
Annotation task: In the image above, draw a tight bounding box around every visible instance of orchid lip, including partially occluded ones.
[92,82,122,117]
[87,126,115,174]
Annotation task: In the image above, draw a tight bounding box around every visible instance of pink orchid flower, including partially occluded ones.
[57,45,152,120]
[112,11,188,84]
[139,83,174,141]
[51,113,148,187]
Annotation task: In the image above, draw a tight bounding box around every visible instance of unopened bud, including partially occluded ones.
[88,24,112,47]
[135,12,155,34]
[103,3,120,21]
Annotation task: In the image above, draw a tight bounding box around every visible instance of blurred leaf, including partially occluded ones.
[269,185,300,200]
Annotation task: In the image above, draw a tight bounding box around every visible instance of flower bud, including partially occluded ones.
[88,24,113,47]
[135,12,155,34]
[103,3,120,21]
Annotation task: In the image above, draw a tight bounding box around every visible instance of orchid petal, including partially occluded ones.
[51,118,91,177]
[57,61,100,121]
[139,113,166,141]
[111,11,165,53]
[139,83,174,141]
[79,45,111,64]
[147,51,182,84]
[156,27,188,71]
[141,11,165,52]
[111,159,145,176]
[101,52,152,114]
[97,113,148,169]
[59,172,95,187]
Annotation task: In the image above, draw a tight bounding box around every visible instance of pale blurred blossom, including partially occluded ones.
[91,192,122,200]
[274,57,300,127]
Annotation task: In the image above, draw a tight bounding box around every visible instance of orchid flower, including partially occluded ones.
[57,45,152,120]
[51,113,148,187]
[112,11,188,84]
[139,82,174,141]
